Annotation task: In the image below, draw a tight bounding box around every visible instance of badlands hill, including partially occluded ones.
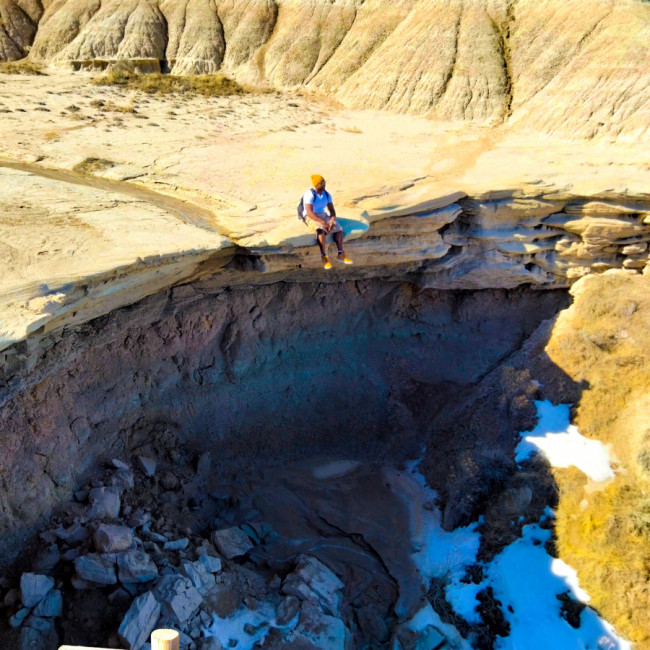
[0,0,649,139]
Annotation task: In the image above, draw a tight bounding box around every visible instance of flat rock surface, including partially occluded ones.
[0,69,649,351]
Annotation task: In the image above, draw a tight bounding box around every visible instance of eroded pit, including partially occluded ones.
[0,278,574,648]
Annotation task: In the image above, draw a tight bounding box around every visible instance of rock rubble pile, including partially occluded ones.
[1,452,458,650]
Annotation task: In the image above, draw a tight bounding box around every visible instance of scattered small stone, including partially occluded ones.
[397,624,445,650]
[129,509,152,527]
[112,467,135,491]
[143,541,162,554]
[62,548,82,561]
[138,456,156,477]
[243,596,258,611]
[118,591,161,650]
[212,527,254,560]
[148,531,168,544]
[53,523,89,545]
[275,596,299,626]
[88,487,121,518]
[199,555,222,574]
[94,524,133,553]
[112,458,130,470]
[20,573,55,608]
[9,607,30,628]
[164,537,189,551]
[32,589,63,617]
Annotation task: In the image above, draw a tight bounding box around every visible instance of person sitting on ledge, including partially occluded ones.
[301,174,353,269]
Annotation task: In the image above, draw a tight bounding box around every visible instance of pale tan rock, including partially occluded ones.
[160,0,225,75]
[0,0,43,60]
[10,0,650,138]
[622,242,648,256]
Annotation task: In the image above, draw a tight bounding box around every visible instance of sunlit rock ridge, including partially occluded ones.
[1,0,649,138]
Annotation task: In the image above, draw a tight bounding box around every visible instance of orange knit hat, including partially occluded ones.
[311,174,324,186]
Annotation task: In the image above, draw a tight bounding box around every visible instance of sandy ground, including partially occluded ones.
[1,68,649,349]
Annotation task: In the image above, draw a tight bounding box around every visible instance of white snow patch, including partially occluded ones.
[312,460,361,479]
[402,463,481,585]
[516,400,615,481]
[403,461,631,649]
[394,602,472,650]
[201,602,297,649]
[486,523,631,650]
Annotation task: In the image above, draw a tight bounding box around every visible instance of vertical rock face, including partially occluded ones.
[33,0,167,64]
[0,0,43,60]
[161,0,225,74]
[0,280,567,572]
[7,0,649,137]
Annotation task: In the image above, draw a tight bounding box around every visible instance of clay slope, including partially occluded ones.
[0,0,43,60]
[4,0,647,138]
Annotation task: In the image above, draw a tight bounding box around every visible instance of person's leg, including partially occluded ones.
[334,230,344,254]
[316,229,328,256]
[334,230,353,264]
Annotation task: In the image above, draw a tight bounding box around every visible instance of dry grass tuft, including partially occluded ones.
[93,63,245,97]
[73,158,115,175]
[0,59,45,75]
[42,130,60,141]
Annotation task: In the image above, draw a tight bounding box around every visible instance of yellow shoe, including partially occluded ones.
[321,255,332,269]
[336,252,353,264]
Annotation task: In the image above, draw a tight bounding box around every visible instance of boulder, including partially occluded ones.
[18,622,59,650]
[112,467,135,491]
[180,560,215,592]
[74,554,117,585]
[94,524,133,553]
[118,591,161,650]
[88,487,121,519]
[138,456,156,477]
[32,590,63,618]
[282,555,344,617]
[116,550,159,584]
[211,527,254,559]
[20,573,54,608]
[198,555,222,574]
[396,625,446,650]
[276,595,300,626]
[154,575,202,625]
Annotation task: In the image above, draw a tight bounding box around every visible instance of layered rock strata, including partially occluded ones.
[2,0,649,138]
[0,276,568,573]
[3,163,649,353]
